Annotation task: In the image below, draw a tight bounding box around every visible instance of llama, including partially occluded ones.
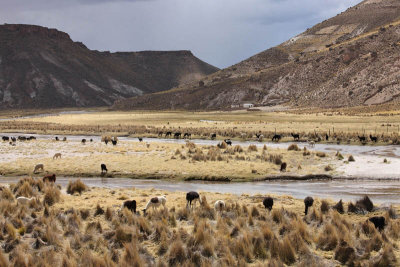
[55,136,59,141]
[174,132,182,139]
[53,153,62,159]
[211,133,217,140]
[370,134,378,142]
[43,174,56,183]
[291,133,300,141]
[33,164,44,174]
[165,132,172,138]
[358,136,366,142]
[143,195,166,214]
[224,139,232,146]
[17,196,34,205]
[304,196,314,215]
[183,133,192,139]
[101,164,108,174]
[263,197,274,211]
[138,137,143,142]
[214,200,225,212]
[368,216,385,231]
[82,139,86,144]
[112,140,118,146]
[120,200,137,214]
[186,191,201,209]
[2,136,9,141]
[158,132,163,137]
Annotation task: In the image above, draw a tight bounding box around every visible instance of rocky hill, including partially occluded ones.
[0,24,218,109]
[114,0,400,110]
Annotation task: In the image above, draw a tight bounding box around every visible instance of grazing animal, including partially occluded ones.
[18,136,27,141]
[272,134,281,142]
[280,162,287,172]
[33,164,44,174]
[263,197,274,211]
[112,140,117,146]
[304,196,314,215]
[184,133,191,139]
[17,196,34,205]
[104,140,109,145]
[138,137,143,142]
[43,174,56,183]
[224,139,232,146]
[174,132,182,139]
[158,132,163,137]
[211,133,217,140]
[28,136,36,141]
[2,136,9,141]
[165,132,172,138]
[101,164,108,174]
[308,140,315,148]
[368,216,385,231]
[325,134,329,141]
[81,139,86,144]
[291,133,300,141]
[358,136,366,142]
[55,136,59,141]
[120,200,137,213]
[53,153,62,159]
[214,200,225,212]
[11,137,16,142]
[370,134,378,142]
[63,137,67,141]
[186,191,201,208]
[143,195,166,213]
[90,139,93,142]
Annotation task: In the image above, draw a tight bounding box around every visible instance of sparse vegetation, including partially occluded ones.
[67,179,88,195]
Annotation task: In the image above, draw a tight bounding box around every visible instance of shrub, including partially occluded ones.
[316,152,326,158]
[336,152,344,160]
[0,187,14,200]
[279,236,296,265]
[234,145,244,153]
[288,144,300,151]
[168,239,187,265]
[67,179,88,195]
[348,155,355,162]
[94,204,105,216]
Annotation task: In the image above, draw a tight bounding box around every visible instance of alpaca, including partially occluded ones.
[120,200,137,214]
[183,133,191,139]
[368,216,385,231]
[186,191,201,209]
[143,195,166,213]
[263,197,274,211]
[370,134,378,142]
[165,132,172,138]
[174,132,182,139]
[280,162,287,172]
[214,200,225,212]
[272,134,281,142]
[291,133,300,141]
[53,153,62,159]
[308,140,315,148]
[101,164,108,174]
[358,136,366,142]
[17,196,34,205]
[224,139,232,146]
[304,196,314,215]
[33,164,44,174]
[158,132,163,137]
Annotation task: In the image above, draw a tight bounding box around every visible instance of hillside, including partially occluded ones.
[0,24,218,109]
[114,0,400,110]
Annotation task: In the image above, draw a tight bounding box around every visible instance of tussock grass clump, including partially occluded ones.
[288,144,300,151]
[336,151,344,160]
[320,200,330,214]
[324,165,333,171]
[356,196,374,212]
[67,179,88,195]
[80,209,90,220]
[348,155,355,162]
[94,204,105,216]
[279,236,296,265]
[1,187,14,200]
[316,152,326,158]
[317,224,338,251]
[168,238,187,265]
[269,154,283,165]
[303,147,311,156]
[43,185,61,206]
[248,145,258,152]
[333,199,344,214]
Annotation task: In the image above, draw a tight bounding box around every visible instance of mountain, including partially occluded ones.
[114,0,400,110]
[0,24,218,109]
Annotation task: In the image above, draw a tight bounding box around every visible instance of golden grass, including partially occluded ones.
[0,178,397,266]
[0,140,335,181]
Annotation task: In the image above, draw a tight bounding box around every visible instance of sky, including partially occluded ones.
[1,0,363,68]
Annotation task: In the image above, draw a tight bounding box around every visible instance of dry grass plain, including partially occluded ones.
[0,178,398,266]
[0,139,336,181]
[2,110,400,145]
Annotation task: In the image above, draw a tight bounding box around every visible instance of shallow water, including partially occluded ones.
[1,177,399,204]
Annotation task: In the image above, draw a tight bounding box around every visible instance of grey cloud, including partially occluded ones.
[1,0,363,68]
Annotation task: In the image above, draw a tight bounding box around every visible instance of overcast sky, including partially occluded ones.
[1,0,363,68]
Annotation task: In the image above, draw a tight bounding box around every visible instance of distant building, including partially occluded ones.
[243,103,254,108]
